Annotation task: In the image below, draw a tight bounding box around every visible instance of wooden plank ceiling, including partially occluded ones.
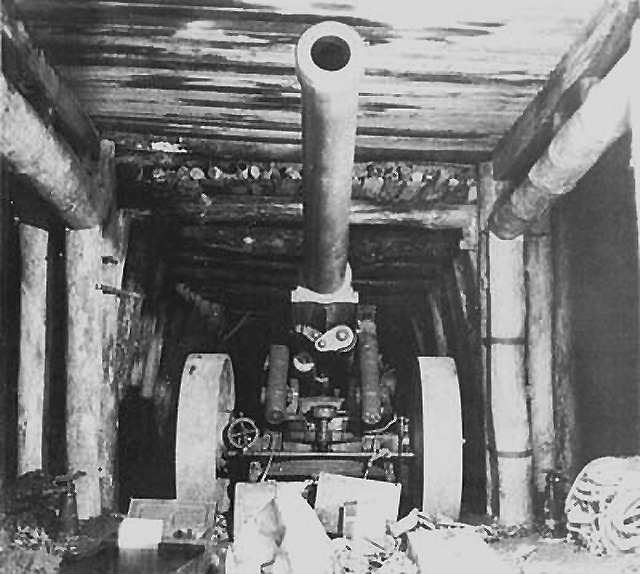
[11,0,604,309]
[14,0,601,163]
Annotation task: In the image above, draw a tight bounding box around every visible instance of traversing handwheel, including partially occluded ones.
[226,416,260,450]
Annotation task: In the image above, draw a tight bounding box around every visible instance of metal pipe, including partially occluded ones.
[295,22,364,294]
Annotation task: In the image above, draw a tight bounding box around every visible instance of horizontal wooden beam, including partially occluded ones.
[122,193,474,231]
[109,131,493,165]
[170,265,437,286]
[1,74,107,228]
[489,45,632,239]
[188,279,433,308]
[492,0,639,183]
[171,256,440,276]
[1,1,100,166]
[180,290,427,313]
[173,225,459,262]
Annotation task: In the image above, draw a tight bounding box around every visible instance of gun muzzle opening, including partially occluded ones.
[310,35,351,72]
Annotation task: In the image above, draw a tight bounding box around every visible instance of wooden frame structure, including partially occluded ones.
[481,1,640,526]
[1,0,639,525]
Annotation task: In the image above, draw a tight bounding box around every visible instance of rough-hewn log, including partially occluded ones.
[490,38,633,239]
[1,2,100,164]
[551,206,579,481]
[477,162,499,516]
[488,234,533,526]
[17,224,48,475]
[112,134,492,166]
[66,227,102,519]
[524,216,556,502]
[478,162,504,232]
[176,225,459,263]
[630,21,640,450]
[140,314,165,399]
[99,142,127,511]
[492,0,639,183]
[449,253,487,514]
[169,265,438,292]
[169,261,441,284]
[0,173,7,488]
[427,291,448,356]
[0,74,106,228]
[121,187,474,230]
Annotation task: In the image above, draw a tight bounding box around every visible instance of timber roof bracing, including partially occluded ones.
[3,0,639,308]
[11,0,608,162]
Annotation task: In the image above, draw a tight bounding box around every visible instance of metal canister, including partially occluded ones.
[542,471,567,538]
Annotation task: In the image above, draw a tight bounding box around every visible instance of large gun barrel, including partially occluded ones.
[295,22,364,295]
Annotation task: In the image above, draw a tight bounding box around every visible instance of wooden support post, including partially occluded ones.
[477,162,500,517]
[488,233,533,526]
[551,207,579,481]
[99,141,127,511]
[98,140,123,510]
[66,227,102,519]
[449,252,487,515]
[427,290,448,356]
[629,20,640,451]
[0,176,9,489]
[524,215,556,503]
[17,224,48,475]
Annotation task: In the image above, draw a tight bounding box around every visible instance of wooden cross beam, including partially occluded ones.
[1,1,108,228]
[1,1,100,165]
[488,0,640,238]
[492,0,639,184]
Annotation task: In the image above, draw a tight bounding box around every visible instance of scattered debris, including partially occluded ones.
[314,473,401,544]
[0,471,123,572]
[228,476,529,574]
[229,482,334,574]
[407,527,518,574]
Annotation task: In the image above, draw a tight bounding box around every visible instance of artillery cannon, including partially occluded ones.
[219,21,463,518]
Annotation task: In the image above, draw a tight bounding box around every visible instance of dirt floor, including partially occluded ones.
[493,535,640,574]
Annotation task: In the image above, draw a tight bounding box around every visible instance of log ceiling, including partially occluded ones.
[13,0,603,163]
[6,0,622,309]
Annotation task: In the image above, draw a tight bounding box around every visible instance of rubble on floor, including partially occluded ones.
[227,477,518,574]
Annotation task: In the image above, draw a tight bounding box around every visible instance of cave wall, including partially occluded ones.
[555,133,639,465]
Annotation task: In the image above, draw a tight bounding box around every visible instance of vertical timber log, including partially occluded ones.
[630,21,640,449]
[551,206,579,481]
[488,233,533,526]
[478,162,500,517]
[101,209,129,511]
[66,227,102,519]
[98,139,121,511]
[427,290,448,356]
[450,252,487,514]
[0,174,6,488]
[17,224,48,475]
[524,216,556,503]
